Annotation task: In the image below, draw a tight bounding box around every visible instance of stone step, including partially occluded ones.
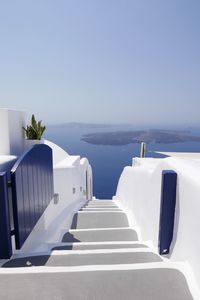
[89,200,114,203]
[0,268,193,300]
[84,205,119,209]
[62,228,138,243]
[85,202,118,206]
[71,212,129,229]
[52,242,147,251]
[80,208,122,212]
[2,251,162,268]
[86,201,117,206]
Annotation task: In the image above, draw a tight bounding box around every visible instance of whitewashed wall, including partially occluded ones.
[115,156,200,288]
[0,109,25,155]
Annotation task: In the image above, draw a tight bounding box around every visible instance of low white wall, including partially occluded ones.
[44,140,69,165]
[80,157,93,201]
[115,157,200,288]
[116,159,164,245]
[53,156,92,209]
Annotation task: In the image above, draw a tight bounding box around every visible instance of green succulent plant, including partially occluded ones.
[23,114,46,140]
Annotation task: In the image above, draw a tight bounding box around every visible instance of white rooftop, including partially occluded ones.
[156,152,200,159]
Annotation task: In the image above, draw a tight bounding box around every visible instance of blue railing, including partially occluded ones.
[10,144,54,250]
[158,170,177,255]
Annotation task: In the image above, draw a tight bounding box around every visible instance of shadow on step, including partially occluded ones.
[52,243,148,251]
[2,255,50,268]
[62,228,138,243]
[62,232,80,243]
[2,252,162,268]
[71,214,78,229]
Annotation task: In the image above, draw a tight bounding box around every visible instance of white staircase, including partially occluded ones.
[0,200,194,300]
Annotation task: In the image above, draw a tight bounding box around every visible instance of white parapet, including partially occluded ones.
[0,109,25,156]
[116,155,200,291]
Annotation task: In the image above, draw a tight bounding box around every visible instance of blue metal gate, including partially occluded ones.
[0,144,54,258]
[11,144,54,249]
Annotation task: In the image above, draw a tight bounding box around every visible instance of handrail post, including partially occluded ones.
[140,142,146,158]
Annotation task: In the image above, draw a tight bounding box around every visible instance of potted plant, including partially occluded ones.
[23,114,46,149]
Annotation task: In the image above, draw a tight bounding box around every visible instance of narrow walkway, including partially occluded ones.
[0,200,194,300]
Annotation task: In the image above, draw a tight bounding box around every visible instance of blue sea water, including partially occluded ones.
[45,125,200,199]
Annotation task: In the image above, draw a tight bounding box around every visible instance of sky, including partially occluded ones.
[0,0,200,126]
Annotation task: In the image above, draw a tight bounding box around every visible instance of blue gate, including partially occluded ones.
[11,144,54,249]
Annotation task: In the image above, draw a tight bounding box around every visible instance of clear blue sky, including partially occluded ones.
[0,0,199,125]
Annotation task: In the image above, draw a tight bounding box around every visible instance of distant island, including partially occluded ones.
[81,129,200,145]
[48,122,113,129]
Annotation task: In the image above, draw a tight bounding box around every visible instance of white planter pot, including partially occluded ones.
[24,138,44,151]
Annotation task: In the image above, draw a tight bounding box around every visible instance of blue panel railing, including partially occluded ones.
[159,170,177,255]
[0,172,12,259]
[11,144,54,249]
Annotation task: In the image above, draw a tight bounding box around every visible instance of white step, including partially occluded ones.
[71,212,129,229]
[0,266,193,300]
[62,228,138,243]
[2,250,162,268]
[51,242,148,251]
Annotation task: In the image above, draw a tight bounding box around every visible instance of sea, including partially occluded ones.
[44,124,200,199]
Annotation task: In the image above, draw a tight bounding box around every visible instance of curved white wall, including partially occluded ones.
[44,139,69,165]
[115,157,200,289]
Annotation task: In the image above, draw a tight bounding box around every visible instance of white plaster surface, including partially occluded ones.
[116,156,200,294]
[156,152,200,159]
[0,109,25,155]
[44,139,69,165]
